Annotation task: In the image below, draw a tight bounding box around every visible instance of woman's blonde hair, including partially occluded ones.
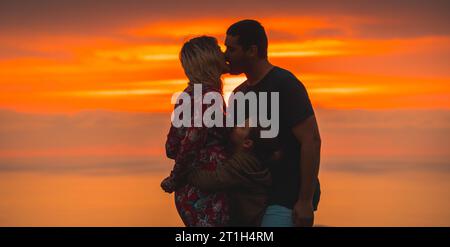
[180,36,224,92]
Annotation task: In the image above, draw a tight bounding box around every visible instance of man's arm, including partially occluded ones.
[291,115,321,227]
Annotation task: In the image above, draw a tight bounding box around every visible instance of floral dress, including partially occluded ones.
[165,83,230,226]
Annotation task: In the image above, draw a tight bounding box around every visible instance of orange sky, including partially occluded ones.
[1,2,449,113]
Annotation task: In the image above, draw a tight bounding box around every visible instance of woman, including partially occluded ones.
[161,36,230,226]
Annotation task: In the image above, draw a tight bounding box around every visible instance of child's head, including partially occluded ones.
[229,119,282,160]
[229,119,257,151]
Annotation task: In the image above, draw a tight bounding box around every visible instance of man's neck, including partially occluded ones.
[245,60,274,86]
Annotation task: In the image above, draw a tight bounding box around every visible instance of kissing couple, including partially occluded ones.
[161,19,321,227]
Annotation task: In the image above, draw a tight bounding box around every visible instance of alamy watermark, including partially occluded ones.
[170,84,279,138]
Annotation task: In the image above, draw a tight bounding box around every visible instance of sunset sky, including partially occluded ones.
[0,0,449,226]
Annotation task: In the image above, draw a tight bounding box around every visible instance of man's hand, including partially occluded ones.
[292,200,314,227]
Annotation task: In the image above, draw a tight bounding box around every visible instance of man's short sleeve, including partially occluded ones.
[279,74,314,128]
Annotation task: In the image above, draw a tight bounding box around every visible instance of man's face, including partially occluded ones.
[225,35,249,75]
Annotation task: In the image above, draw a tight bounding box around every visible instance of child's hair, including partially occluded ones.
[247,126,283,162]
[179,36,224,92]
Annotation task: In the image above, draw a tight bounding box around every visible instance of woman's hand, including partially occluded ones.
[160,176,176,193]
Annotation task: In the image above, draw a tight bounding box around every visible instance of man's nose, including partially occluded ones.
[224,51,230,61]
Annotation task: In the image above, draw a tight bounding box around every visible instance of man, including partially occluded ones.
[224,19,321,227]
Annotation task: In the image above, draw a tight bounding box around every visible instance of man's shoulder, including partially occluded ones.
[272,66,299,83]
[270,66,308,93]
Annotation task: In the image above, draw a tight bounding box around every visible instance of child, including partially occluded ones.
[165,119,278,226]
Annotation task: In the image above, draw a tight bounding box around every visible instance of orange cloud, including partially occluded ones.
[1,16,449,113]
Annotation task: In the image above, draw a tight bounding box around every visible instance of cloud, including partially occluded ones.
[1,3,448,113]
[1,0,448,38]
[0,108,449,175]
[316,108,450,175]
[0,157,171,176]
[322,159,450,174]
[0,110,171,149]
[0,110,176,175]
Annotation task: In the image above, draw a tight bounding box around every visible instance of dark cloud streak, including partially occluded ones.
[0,0,448,38]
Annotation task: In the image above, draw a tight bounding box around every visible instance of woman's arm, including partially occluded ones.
[165,126,182,160]
[162,87,227,192]
[167,126,208,181]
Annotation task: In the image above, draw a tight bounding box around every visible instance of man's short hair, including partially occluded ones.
[227,19,268,59]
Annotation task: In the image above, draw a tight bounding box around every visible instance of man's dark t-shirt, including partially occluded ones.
[232,66,320,209]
